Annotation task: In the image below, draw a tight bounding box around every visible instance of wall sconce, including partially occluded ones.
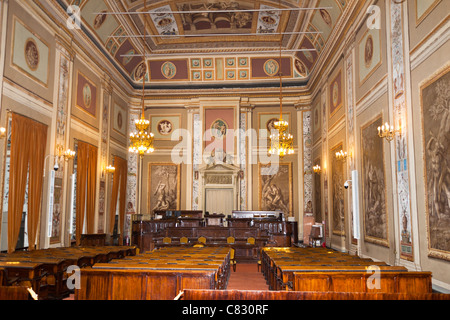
[0,127,6,139]
[56,145,75,161]
[377,122,399,142]
[62,149,76,161]
[313,165,322,174]
[105,165,115,174]
[335,150,348,161]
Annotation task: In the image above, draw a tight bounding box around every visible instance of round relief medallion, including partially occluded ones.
[332,82,339,107]
[24,38,39,71]
[93,11,107,29]
[364,34,374,68]
[117,112,123,130]
[266,118,278,133]
[263,59,279,77]
[161,61,177,79]
[82,83,92,108]
[210,119,228,140]
[157,119,173,136]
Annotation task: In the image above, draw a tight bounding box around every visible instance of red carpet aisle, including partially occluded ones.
[227,263,269,290]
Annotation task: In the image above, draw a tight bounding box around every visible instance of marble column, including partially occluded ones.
[295,100,312,241]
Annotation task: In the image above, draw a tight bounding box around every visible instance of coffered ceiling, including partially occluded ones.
[55,0,356,90]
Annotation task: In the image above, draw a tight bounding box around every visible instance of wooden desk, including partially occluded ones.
[80,233,106,246]
[0,261,46,298]
[75,247,230,300]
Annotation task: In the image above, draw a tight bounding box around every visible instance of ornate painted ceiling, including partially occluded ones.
[59,0,354,89]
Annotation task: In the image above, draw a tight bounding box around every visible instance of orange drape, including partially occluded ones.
[8,115,31,253]
[8,114,47,253]
[75,141,97,245]
[27,120,48,251]
[75,142,88,246]
[86,144,97,234]
[109,156,127,243]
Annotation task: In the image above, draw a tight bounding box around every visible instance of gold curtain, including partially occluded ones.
[108,156,127,242]
[86,144,97,234]
[75,142,88,246]
[75,142,98,245]
[8,115,31,253]
[27,120,48,251]
[8,114,47,253]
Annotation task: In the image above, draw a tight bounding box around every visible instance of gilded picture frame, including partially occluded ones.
[420,64,450,261]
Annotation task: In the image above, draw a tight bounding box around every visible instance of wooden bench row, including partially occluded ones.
[260,247,433,294]
[0,246,136,300]
[182,289,450,300]
[75,247,232,300]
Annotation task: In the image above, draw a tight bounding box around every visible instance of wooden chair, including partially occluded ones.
[227,236,235,244]
[198,236,206,244]
[230,248,237,272]
[163,237,172,244]
[180,237,188,244]
[309,226,322,247]
[193,243,205,248]
[247,237,255,245]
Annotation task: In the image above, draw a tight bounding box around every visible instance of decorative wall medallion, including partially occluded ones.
[364,34,374,68]
[210,118,228,140]
[263,59,279,76]
[161,61,177,79]
[332,82,339,107]
[134,62,146,81]
[93,11,107,29]
[157,119,174,136]
[294,59,307,77]
[82,83,92,109]
[24,38,39,71]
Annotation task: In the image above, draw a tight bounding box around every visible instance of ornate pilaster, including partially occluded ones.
[344,36,359,254]
[239,98,254,210]
[126,110,139,216]
[295,100,312,240]
[48,35,75,247]
[98,74,112,234]
[388,0,415,264]
[185,102,199,210]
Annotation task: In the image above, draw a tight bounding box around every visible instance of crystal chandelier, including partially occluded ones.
[129,0,154,158]
[269,27,294,159]
[129,113,154,157]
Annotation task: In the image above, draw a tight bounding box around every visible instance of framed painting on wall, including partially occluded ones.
[360,114,389,247]
[148,163,181,214]
[420,65,450,261]
[258,162,293,217]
